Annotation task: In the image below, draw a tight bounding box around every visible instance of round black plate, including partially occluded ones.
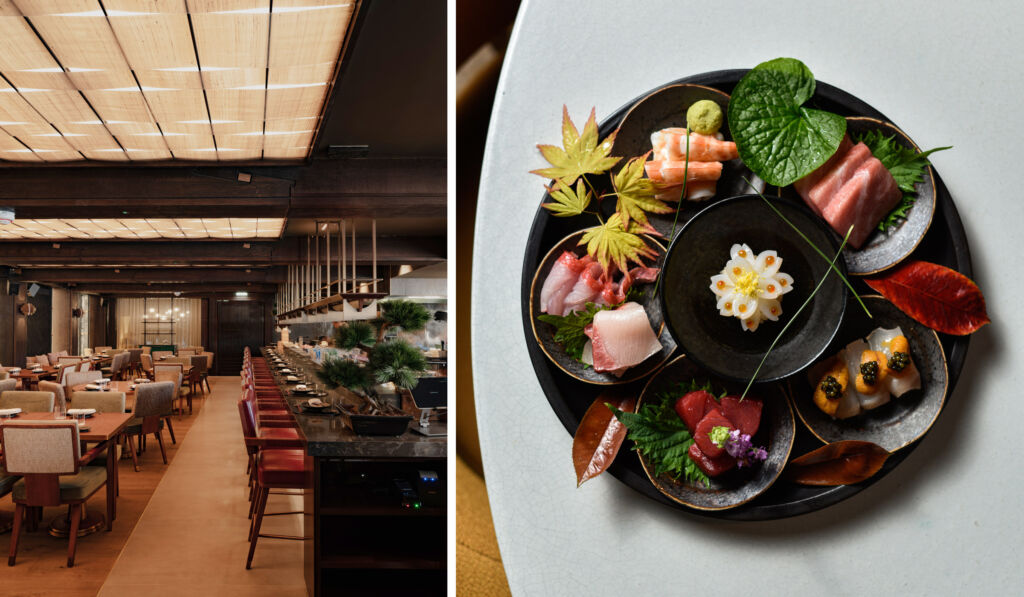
[520,69,971,520]
[661,195,847,382]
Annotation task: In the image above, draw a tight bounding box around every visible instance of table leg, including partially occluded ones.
[107,435,117,527]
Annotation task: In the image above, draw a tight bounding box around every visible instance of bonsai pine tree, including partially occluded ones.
[333,320,377,350]
[376,299,431,342]
[368,339,428,390]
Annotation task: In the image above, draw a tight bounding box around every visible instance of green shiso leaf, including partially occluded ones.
[854,129,951,231]
[537,302,608,361]
[729,57,847,187]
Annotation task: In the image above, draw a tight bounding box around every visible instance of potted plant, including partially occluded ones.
[375,299,431,343]
[317,338,428,415]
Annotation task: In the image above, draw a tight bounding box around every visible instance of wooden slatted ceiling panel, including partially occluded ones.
[0,128,40,161]
[0,0,356,163]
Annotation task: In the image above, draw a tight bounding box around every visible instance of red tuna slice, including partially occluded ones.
[793,134,853,215]
[719,395,763,437]
[821,155,902,249]
[798,139,874,219]
[688,442,736,477]
[694,408,733,458]
[674,390,716,432]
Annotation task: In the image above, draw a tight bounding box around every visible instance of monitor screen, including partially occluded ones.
[411,376,447,409]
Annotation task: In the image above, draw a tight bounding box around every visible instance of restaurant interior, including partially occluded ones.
[0,1,446,595]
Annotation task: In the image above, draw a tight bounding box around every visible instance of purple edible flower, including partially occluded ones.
[725,428,768,468]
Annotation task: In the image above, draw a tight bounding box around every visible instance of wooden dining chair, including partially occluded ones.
[178,349,197,358]
[0,379,16,393]
[36,382,66,414]
[126,349,143,378]
[70,390,128,490]
[79,361,93,372]
[154,364,186,415]
[124,382,175,472]
[140,353,154,380]
[0,391,55,413]
[2,420,108,567]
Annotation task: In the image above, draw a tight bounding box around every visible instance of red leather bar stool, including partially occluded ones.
[237,399,308,569]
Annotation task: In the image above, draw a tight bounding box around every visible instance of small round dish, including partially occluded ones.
[790,295,948,452]
[777,117,936,275]
[529,230,675,385]
[609,83,761,238]
[660,195,847,383]
[635,355,795,511]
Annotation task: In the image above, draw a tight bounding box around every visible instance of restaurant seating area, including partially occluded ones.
[0,1,446,594]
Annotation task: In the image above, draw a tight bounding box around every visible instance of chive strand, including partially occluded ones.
[743,178,871,318]
[740,225,852,400]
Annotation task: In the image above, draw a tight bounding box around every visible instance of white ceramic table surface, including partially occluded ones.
[471,1,1020,594]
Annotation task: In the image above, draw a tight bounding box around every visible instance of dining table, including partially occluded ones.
[1,412,132,537]
[9,366,58,390]
[471,1,1019,595]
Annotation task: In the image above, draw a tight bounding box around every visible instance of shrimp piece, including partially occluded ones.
[650,128,739,162]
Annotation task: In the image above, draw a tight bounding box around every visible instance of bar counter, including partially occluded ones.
[259,347,446,597]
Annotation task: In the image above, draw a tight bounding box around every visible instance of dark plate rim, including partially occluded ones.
[519,68,972,520]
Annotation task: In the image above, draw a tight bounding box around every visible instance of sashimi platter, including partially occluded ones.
[521,58,989,518]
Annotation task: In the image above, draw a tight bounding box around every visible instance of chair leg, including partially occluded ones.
[247,485,268,556]
[166,418,176,444]
[155,430,167,465]
[67,504,82,568]
[126,433,140,472]
[8,503,24,566]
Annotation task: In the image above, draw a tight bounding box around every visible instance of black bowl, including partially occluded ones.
[659,195,847,383]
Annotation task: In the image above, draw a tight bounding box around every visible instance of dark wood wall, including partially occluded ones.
[25,285,52,357]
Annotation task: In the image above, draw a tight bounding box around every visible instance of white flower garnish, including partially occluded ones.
[709,243,794,332]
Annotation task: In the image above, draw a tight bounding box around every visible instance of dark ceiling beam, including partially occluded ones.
[0,235,445,266]
[0,159,445,219]
[18,267,287,284]
[70,282,278,294]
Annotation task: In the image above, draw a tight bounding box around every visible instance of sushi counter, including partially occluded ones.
[258,347,446,597]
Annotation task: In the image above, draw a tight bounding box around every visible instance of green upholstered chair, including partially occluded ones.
[1,420,108,567]
[125,381,175,472]
[0,391,55,413]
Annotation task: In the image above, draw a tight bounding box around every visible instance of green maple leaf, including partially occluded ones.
[579,213,657,271]
[531,106,622,183]
[542,178,592,217]
[609,153,673,229]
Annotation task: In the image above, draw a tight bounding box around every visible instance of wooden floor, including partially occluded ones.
[0,376,306,597]
[0,384,207,596]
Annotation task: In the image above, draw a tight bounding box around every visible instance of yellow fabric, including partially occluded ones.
[456,457,512,597]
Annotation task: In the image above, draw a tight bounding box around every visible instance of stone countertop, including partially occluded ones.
[259,347,446,459]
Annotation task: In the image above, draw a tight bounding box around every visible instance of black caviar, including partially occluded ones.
[859,361,879,385]
[888,351,909,372]
[820,375,843,399]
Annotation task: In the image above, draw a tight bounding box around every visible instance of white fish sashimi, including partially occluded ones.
[584,302,661,377]
[867,326,922,397]
[842,339,890,412]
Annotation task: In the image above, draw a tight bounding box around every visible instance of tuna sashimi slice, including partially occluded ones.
[719,395,763,437]
[802,142,873,217]
[539,251,589,315]
[793,134,853,214]
[561,261,604,315]
[820,157,902,249]
[694,408,733,458]
[675,390,717,432]
[688,442,736,477]
[583,302,661,376]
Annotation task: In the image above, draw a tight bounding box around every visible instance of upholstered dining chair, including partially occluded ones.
[0,370,7,380]
[47,353,60,367]
[57,363,77,388]
[1,420,108,567]
[0,379,16,393]
[0,391,55,413]
[154,364,187,415]
[70,390,128,482]
[79,361,93,372]
[65,370,102,390]
[152,351,174,360]
[94,346,112,354]
[141,346,152,355]
[178,348,197,358]
[57,357,82,367]
[189,355,209,396]
[36,381,66,413]
[140,353,154,379]
[126,349,143,378]
[125,382,175,472]
[33,355,50,368]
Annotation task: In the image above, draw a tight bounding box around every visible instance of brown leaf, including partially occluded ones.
[864,260,990,335]
[786,440,890,486]
[573,392,636,487]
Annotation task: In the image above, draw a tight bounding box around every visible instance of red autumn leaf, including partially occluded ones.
[864,260,990,335]
[786,440,890,486]
[573,392,636,487]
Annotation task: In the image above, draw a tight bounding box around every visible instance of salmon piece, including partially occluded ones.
[694,408,733,458]
[675,390,717,431]
[719,395,762,437]
[645,160,722,185]
[688,442,736,477]
[651,128,739,162]
[821,157,901,249]
[794,135,853,215]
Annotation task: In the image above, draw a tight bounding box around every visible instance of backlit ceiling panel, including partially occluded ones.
[0,217,285,239]
[0,0,356,163]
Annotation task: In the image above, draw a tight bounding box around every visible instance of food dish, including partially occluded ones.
[521,68,971,519]
[529,230,675,385]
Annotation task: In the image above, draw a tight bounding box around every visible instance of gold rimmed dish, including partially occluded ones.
[529,230,675,385]
[635,355,795,511]
[790,295,948,452]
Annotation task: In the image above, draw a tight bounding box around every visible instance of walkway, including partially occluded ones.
[98,376,306,596]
